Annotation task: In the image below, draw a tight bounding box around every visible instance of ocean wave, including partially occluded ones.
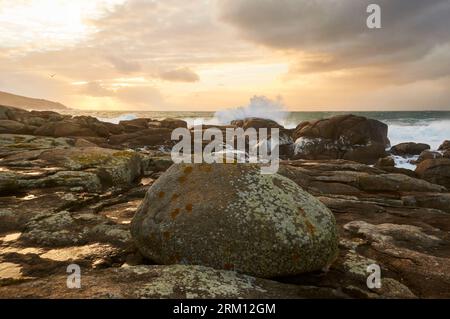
[386,119,450,151]
[93,110,449,170]
[214,95,288,125]
[391,155,419,170]
[97,113,138,124]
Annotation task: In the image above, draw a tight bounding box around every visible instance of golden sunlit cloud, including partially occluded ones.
[0,0,125,49]
[0,0,449,111]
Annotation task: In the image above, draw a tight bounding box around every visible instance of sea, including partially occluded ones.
[60,109,450,170]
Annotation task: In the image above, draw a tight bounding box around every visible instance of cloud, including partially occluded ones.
[1,0,449,110]
[115,86,164,107]
[158,67,199,82]
[106,56,141,73]
[219,0,450,81]
[78,81,164,108]
[79,81,112,97]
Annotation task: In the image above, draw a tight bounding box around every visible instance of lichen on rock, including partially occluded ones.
[131,163,339,278]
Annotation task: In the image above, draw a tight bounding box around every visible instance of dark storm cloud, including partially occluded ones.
[219,0,450,78]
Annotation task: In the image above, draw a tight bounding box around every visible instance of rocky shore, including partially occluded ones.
[0,104,449,299]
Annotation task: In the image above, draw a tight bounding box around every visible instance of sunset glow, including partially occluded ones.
[1,0,449,111]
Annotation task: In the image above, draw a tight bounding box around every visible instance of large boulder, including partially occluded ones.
[390,142,430,156]
[293,115,390,164]
[415,158,450,189]
[131,163,339,278]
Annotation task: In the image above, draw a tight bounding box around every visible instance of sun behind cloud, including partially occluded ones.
[0,0,449,111]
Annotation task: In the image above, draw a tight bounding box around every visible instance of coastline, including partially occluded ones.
[0,104,449,298]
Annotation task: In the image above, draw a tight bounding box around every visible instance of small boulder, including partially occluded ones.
[390,142,430,156]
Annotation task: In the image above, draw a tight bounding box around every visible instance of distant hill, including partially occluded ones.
[0,91,68,110]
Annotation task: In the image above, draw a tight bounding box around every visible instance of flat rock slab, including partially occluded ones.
[0,264,344,299]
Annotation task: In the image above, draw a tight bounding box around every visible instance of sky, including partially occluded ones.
[0,0,449,111]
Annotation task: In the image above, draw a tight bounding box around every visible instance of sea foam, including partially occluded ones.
[98,113,137,124]
[386,119,450,151]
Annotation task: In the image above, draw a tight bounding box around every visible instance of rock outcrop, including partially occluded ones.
[0,105,187,149]
[1,109,449,299]
[0,135,145,194]
[292,115,390,164]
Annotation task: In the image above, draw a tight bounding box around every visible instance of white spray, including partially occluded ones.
[214,95,288,125]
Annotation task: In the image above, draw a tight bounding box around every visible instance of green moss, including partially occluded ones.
[72,153,110,167]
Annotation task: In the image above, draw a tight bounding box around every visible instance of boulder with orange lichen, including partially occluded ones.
[131,163,339,278]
